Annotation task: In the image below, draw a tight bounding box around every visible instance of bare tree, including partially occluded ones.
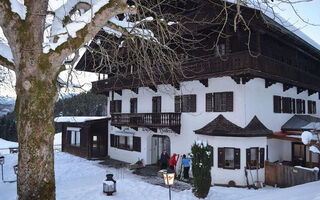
[0,0,317,199]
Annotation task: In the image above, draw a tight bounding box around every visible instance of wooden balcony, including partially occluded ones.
[111,112,181,134]
[92,51,320,94]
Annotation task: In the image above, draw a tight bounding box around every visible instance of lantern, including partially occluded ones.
[163,169,175,200]
[103,174,116,196]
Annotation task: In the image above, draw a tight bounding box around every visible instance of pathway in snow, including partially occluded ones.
[1,152,320,200]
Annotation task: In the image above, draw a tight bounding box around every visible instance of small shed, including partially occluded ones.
[55,116,109,159]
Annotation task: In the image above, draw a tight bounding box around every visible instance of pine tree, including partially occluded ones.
[190,141,212,198]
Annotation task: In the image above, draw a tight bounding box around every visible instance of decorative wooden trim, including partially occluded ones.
[297,87,306,94]
[115,90,122,96]
[308,89,317,96]
[199,79,208,87]
[283,83,293,92]
[131,88,138,94]
[231,76,241,84]
[149,85,157,93]
[241,76,253,84]
[265,79,276,88]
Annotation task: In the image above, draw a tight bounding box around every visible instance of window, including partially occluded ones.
[110,100,122,113]
[206,92,233,112]
[130,98,137,113]
[297,99,306,114]
[70,131,80,147]
[246,147,265,169]
[208,145,213,167]
[218,147,240,169]
[133,136,141,152]
[175,94,196,112]
[152,96,161,113]
[110,134,141,152]
[308,100,316,114]
[214,43,226,57]
[273,96,282,113]
[282,97,292,113]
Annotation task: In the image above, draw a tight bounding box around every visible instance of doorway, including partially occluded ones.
[151,135,170,165]
[91,134,107,158]
[292,142,306,166]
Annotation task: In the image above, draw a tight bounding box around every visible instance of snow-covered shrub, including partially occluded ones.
[301,131,320,154]
[190,140,212,198]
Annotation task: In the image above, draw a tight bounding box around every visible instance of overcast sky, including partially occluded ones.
[275,0,320,45]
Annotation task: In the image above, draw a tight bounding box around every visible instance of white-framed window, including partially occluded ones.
[70,131,80,147]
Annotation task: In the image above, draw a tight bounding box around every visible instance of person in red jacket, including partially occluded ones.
[169,153,177,171]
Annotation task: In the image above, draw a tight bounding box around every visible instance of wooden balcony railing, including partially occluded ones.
[92,51,320,93]
[111,112,181,134]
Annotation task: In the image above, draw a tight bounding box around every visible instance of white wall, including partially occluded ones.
[107,75,320,185]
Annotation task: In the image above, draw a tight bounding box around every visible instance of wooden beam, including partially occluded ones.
[131,88,138,94]
[308,89,317,96]
[231,76,241,84]
[241,76,253,84]
[115,90,122,96]
[283,83,293,92]
[297,87,306,94]
[149,85,157,93]
[265,79,276,88]
[199,79,208,87]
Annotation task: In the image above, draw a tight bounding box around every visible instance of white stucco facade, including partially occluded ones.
[106,76,320,186]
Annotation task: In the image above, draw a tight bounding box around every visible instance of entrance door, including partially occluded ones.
[92,135,107,158]
[151,135,170,165]
[292,142,306,166]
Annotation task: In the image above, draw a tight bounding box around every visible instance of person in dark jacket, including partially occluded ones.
[160,150,170,169]
[169,153,177,171]
[182,154,190,180]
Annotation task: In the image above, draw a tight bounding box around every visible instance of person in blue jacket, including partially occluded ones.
[182,154,190,180]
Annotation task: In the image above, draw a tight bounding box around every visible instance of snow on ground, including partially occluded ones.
[0,150,320,200]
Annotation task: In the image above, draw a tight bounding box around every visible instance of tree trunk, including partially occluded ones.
[15,72,58,200]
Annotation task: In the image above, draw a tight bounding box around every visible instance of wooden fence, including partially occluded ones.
[265,161,319,188]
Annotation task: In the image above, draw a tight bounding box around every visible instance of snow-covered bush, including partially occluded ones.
[301,131,320,154]
[190,140,212,199]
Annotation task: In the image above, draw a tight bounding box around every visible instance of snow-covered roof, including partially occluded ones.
[226,0,320,52]
[54,116,108,123]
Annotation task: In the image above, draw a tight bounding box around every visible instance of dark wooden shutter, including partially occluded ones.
[302,100,306,113]
[218,148,224,168]
[208,145,214,166]
[175,96,181,113]
[308,100,312,114]
[133,136,141,152]
[190,95,196,112]
[226,92,233,112]
[246,148,251,168]
[110,134,115,147]
[292,99,296,113]
[313,101,316,114]
[273,96,281,113]
[234,148,240,169]
[206,93,213,112]
[152,96,161,113]
[110,101,115,113]
[260,148,265,168]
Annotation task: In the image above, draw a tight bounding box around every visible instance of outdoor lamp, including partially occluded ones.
[103,173,116,196]
[163,169,175,200]
[0,156,4,165]
[13,164,18,175]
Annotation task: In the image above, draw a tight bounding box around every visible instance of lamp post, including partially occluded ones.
[0,156,4,182]
[163,169,175,200]
[103,173,116,196]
